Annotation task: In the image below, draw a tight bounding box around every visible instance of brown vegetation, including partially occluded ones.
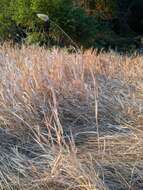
[0,44,143,189]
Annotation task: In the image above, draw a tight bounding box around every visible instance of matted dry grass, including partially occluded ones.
[0,44,143,190]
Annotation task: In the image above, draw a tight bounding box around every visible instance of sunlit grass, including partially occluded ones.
[0,44,143,190]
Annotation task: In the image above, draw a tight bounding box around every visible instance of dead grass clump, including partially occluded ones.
[0,44,143,189]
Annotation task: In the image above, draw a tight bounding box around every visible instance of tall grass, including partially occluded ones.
[0,44,143,190]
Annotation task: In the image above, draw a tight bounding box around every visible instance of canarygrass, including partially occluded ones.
[0,43,143,190]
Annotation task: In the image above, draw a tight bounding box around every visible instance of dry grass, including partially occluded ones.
[0,43,143,190]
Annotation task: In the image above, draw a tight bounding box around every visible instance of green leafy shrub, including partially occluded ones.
[0,0,141,52]
[0,0,113,49]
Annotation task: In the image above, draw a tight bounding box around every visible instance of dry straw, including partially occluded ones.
[0,44,143,190]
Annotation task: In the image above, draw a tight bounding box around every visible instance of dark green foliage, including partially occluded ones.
[1,0,108,48]
[0,0,142,52]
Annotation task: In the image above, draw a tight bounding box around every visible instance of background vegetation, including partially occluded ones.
[0,0,143,51]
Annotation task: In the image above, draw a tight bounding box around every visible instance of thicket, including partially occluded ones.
[0,0,142,52]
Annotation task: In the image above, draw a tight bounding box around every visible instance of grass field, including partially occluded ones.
[0,44,143,190]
